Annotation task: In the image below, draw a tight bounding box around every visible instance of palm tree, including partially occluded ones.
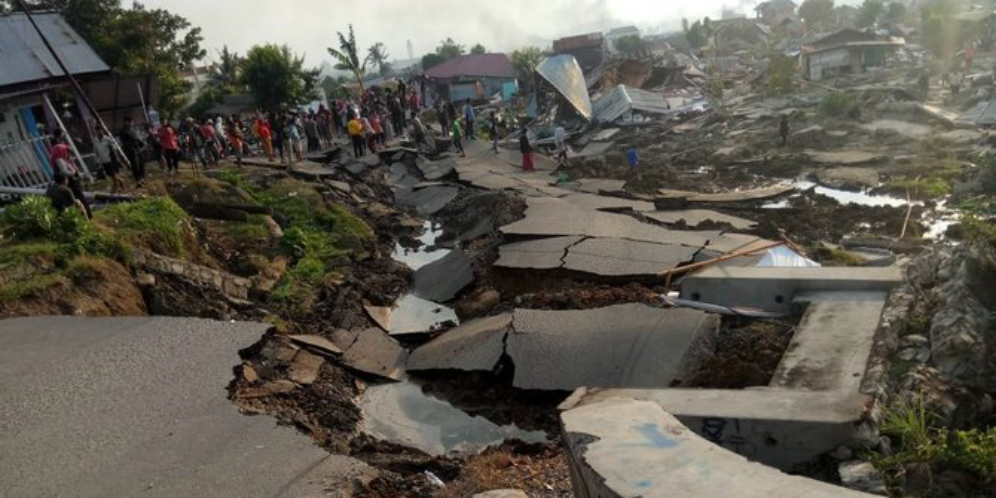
[366,42,391,76]
[327,25,367,95]
[209,45,242,92]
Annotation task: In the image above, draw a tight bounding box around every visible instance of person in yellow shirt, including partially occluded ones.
[347,113,365,157]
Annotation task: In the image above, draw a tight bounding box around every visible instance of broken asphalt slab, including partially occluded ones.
[495,236,585,270]
[413,248,475,302]
[394,185,460,216]
[644,209,757,230]
[341,327,407,381]
[657,184,794,203]
[407,313,513,372]
[562,237,701,277]
[0,316,373,498]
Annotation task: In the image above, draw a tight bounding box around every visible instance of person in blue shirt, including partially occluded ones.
[626,146,640,182]
[463,100,476,141]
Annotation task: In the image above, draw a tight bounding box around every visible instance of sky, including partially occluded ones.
[141,0,773,68]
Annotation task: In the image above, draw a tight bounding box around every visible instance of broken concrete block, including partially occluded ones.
[288,334,344,356]
[287,350,324,385]
[341,328,407,381]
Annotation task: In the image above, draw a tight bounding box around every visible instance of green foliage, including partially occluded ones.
[875,397,996,493]
[814,247,867,266]
[510,47,543,91]
[95,197,190,256]
[421,53,447,71]
[470,43,487,55]
[614,35,644,57]
[0,273,63,304]
[820,92,856,117]
[241,44,319,112]
[685,19,711,49]
[223,214,271,242]
[799,0,835,29]
[961,214,996,249]
[886,177,951,199]
[856,0,884,28]
[436,37,465,60]
[767,54,797,95]
[366,42,391,76]
[328,25,367,95]
[883,1,907,26]
[269,257,326,307]
[0,196,58,240]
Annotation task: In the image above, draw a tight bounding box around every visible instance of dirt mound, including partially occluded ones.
[0,257,145,318]
[674,318,795,388]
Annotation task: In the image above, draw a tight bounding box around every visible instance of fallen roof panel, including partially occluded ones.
[592,84,671,123]
[536,55,593,120]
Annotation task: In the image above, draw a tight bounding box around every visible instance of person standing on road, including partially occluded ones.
[94,127,125,192]
[347,112,365,157]
[451,117,466,157]
[463,99,476,140]
[49,128,92,218]
[227,118,245,166]
[119,116,146,187]
[488,111,500,154]
[554,123,568,166]
[200,118,220,166]
[779,114,789,147]
[159,122,181,174]
[519,130,534,172]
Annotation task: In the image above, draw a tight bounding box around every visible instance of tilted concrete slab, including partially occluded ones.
[341,328,408,381]
[0,316,372,498]
[680,266,902,313]
[568,178,627,194]
[561,192,655,212]
[563,238,700,277]
[770,292,887,392]
[407,313,513,372]
[495,236,584,270]
[413,248,475,302]
[507,304,718,390]
[417,157,456,180]
[564,388,871,470]
[805,150,884,165]
[560,398,875,498]
[644,209,757,230]
[394,185,459,216]
[658,185,794,202]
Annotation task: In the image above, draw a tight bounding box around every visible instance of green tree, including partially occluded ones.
[421,52,447,70]
[327,25,367,95]
[856,0,884,28]
[470,43,487,55]
[436,37,465,60]
[686,20,708,49]
[321,74,352,99]
[241,44,318,112]
[614,35,643,57]
[799,0,835,29]
[210,46,242,93]
[767,54,797,95]
[510,47,542,91]
[366,42,391,76]
[883,1,907,26]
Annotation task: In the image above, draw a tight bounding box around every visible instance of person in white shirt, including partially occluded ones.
[554,124,567,167]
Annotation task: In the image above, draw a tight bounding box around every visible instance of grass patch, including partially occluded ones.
[219,173,373,312]
[961,214,996,249]
[94,197,189,256]
[820,92,856,117]
[886,177,951,199]
[222,214,272,242]
[813,247,867,266]
[873,397,996,495]
[0,273,64,303]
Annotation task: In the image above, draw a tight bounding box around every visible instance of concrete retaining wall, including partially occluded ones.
[133,251,252,300]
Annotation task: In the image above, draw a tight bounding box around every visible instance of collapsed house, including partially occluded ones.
[553,33,606,74]
[802,29,906,81]
[425,53,519,102]
[0,11,157,188]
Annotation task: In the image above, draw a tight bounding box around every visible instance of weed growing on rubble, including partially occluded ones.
[820,92,855,117]
[874,397,996,495]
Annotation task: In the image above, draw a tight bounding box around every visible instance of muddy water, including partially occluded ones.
[358,381,548,456]
[392,221,450,270]
[763,181,916,209]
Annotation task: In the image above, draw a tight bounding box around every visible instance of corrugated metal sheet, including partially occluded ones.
[0,13,110,89]
[535,55,592,120]
[591,85,670,123]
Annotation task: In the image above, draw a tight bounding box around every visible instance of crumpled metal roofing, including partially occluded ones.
[0,13,110,89]
[535,55,592,120]
[591,84,671,123]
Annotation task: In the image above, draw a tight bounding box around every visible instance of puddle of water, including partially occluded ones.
[762,198,792,209]
[923,199,960,240]
[798,181,916,208]
[389,294,459,334]
[359,381,547,456]
[392,221,450,270]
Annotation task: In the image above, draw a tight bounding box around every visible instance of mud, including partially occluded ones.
[674,318,797,388]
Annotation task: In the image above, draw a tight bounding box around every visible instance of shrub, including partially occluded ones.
[820,92,855,117]
[0,196,57,239]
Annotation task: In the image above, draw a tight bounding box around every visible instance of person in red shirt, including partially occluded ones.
[48,128,92,217]
[159,122,180,174]
[200,119,220,166]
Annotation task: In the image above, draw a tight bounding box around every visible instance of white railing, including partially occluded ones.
[0,136,55,189]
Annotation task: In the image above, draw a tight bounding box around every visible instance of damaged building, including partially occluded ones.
[803,29,906,80]
[425,53,519,102]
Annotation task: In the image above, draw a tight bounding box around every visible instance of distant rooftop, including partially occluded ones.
[424,53,515,80]
[0,12,109,90]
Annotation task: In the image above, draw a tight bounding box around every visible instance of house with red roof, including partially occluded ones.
[424,53,519,102]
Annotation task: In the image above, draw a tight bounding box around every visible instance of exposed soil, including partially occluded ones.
[0,258,146,318]
[675,318,797,389]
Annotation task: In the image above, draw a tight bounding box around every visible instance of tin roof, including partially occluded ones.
[425,53,515,80]
[0,12,110,90]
